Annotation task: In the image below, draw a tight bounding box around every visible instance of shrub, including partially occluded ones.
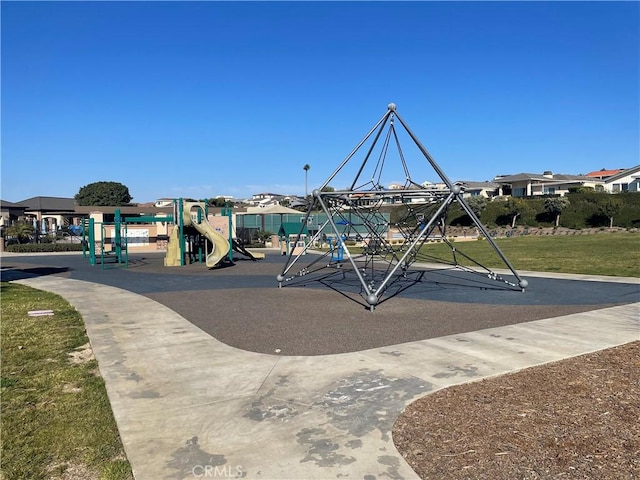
[440,193,640,229]
[5,243,84,253]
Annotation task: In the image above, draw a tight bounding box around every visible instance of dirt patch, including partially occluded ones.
[61,383,82,393]
[67,342,95,365]
[393,341,640,479]
[47,462,99,480]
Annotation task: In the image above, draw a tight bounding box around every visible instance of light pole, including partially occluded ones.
[303,164,310,197]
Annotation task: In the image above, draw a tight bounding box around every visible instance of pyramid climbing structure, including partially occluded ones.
[276,103,528,310]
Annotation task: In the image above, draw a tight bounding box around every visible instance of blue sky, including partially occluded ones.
[2,1,638,203]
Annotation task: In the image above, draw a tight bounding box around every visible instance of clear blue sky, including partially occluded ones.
[2,1,638,203]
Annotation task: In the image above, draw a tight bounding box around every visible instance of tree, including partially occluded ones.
[256,230,274,245]
[544,197,571,227]
[5,221,34,243]
[504,198,530,228]
[465,196,487,219]
[75,181,133,206]
[208,197,233,208]
[598,197,623,228]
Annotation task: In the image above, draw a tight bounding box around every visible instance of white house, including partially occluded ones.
[246,193,285,207]
[457,181,499,199]
[603,165,640,193]
[493,172,604,197]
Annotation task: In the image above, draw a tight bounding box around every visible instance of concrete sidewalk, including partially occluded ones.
[17,275,639,480]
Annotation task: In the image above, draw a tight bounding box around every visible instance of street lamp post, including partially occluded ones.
[303,164,311,197]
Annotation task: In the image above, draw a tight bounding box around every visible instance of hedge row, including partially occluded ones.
[444,192,640,229]
[5,243,84,253]
[383,192,640,229]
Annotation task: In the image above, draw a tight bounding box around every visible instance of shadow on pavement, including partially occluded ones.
[0,266,70,282]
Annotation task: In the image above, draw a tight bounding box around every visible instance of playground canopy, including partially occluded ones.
[244,205,303,215]
[278,223,309,238]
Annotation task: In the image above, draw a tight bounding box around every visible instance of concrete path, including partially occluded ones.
[16,275,639,480]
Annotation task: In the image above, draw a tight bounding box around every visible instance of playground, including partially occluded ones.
[2,249,637,356]
[3,105,638,356]
[62,105,538,316]
[78,199,265,269]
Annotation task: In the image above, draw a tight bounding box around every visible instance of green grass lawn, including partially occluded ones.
[416,232,640,277]
[1,283,133,480]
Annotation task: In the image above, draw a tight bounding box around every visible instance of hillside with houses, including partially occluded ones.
[1,166,639,248]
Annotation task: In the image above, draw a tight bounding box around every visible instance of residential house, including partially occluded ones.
[603,165,640,193]
[585,168,626,180]
[154,198,176,208]
[287,196,308,209]
[0,200,28,227]
[19,196,80,233]
[493,172,604,197]
[246,193,286,207]
[421,180,449,192]
[457,181,499,199]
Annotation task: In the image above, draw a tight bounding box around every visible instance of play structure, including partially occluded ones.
[164,200,230,267]
[164,199,265,267]
[278,222,309,256]
[277,103,528,311]
[81,200,264,269]
[82,209,130,269]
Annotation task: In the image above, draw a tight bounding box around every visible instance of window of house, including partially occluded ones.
[513,187,526,197]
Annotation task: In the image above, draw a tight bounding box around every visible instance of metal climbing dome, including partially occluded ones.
[277,103,528,310]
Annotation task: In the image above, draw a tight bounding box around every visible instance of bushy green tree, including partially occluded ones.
[544,197,571,227]
[504,198,531,228]
[75,181,132,206]
[598,197,624,228]
[207,197,233,207]
[465,196,487,219]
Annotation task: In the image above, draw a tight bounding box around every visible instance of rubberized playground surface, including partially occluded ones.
[2,251,638,356]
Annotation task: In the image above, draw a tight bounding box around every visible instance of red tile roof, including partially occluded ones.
[585,169,625,178]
